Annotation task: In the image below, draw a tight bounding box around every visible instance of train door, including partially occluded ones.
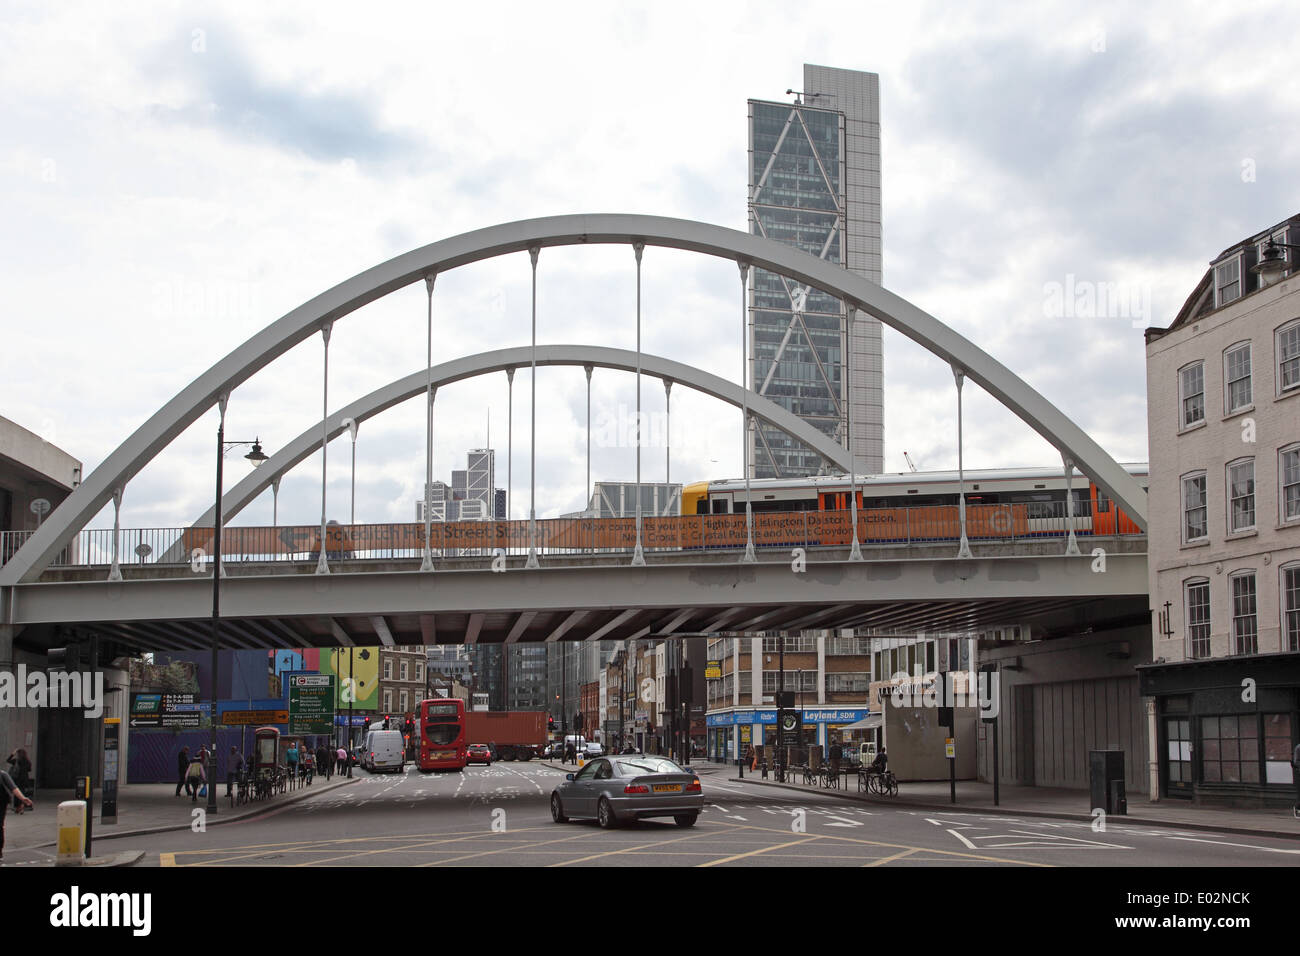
[1090,483,1116,535]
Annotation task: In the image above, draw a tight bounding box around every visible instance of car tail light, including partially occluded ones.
[624,784,649,794]
[686,779,701,793]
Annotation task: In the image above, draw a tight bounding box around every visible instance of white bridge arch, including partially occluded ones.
[188,344,852,532]
[1,213,1146,586]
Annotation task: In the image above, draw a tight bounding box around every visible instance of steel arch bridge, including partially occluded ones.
[0,213,1148,652]
[2,213,1146,589]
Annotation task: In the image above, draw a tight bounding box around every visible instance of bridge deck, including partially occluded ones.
[5,543,1149,653]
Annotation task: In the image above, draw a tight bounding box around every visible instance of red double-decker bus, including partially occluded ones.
[418,698,467,772]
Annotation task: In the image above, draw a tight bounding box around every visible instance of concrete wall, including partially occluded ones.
[980,626,1151,793]
[883,704,977,781]
[0,415,81,533]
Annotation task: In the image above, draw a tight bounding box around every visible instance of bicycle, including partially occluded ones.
[866,770,898,796]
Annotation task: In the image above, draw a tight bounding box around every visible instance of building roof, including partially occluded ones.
[1150,212,1300,341]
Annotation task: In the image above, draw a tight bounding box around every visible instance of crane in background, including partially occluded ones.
[903,451,918,472]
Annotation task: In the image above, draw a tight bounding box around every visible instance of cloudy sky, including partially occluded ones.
[3,1,1298,532]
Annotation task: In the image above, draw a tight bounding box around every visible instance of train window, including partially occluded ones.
[711,498,730,514]
[1096,491,1112,513]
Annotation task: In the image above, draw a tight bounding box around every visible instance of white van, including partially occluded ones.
[363,730,405,773]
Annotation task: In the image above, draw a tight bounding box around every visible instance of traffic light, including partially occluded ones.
[383,715,390,730]
[548,715,556,732]
[47,645,81,670]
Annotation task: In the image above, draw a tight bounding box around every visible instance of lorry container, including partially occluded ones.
[463,711,547,761]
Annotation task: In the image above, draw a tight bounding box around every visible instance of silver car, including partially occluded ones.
[550,755,703,828]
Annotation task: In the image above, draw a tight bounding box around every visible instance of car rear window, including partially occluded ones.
[615,757,684,775]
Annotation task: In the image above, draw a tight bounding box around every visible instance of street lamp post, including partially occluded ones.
[208,404,267,816]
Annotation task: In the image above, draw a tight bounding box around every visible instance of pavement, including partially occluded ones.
[728,768,1300,840]
[2,772,360,865]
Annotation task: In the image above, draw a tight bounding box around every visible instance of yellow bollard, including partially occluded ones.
[56,800,87,865]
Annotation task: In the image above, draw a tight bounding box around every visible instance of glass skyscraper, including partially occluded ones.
[748,64,882,478]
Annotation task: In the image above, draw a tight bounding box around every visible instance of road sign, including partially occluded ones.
[129,691,205,728]
[162,714,201,727]
[222,710,289,726]
[130,693,162,715]
[289,674,335,734]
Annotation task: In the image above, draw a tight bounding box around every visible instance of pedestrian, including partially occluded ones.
[5,748,33,799]
[226,747,243,799]
[175,746,191,797]
[186,751,205,802]
[564,741,575,764]
[286,740,299,781]
[0,767,35,863]
[1292,742,1300,819]
[337,745,350,778]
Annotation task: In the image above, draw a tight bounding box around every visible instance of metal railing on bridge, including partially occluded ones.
[0,500,1142,573]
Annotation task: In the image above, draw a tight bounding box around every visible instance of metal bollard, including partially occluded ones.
[737,757,744,779]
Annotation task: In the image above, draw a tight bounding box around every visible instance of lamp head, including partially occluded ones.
[1251,239,1288,286]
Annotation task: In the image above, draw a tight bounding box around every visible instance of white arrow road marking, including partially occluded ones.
[825,816,863,827]
[947,829,978,849]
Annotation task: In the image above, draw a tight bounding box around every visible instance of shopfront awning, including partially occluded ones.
[837,713,882,732]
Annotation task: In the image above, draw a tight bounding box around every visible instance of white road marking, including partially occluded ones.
[947,828,978,849]
[1167,836,1300,854]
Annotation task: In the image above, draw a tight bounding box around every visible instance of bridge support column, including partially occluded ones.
[107,488,123,582]
[847,308,862,562]
[632,242,646,568]
[954,366,972,559]
[0,622,13,763]
[506,367,514,530]
[271,476,281,532]
[1063,453,1081,556]
[316,321,333,575]
[421,277,437,572]
[739,261,756,563]
[585,365,593,554]
[526,247,540,571]
[664,379,672,486]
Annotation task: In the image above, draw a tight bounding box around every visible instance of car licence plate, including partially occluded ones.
[653,784,682,793]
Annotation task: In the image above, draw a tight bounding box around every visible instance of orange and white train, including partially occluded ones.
[680,463,1147,539]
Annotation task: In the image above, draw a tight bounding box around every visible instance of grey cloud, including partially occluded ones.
[142,25,426,167]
